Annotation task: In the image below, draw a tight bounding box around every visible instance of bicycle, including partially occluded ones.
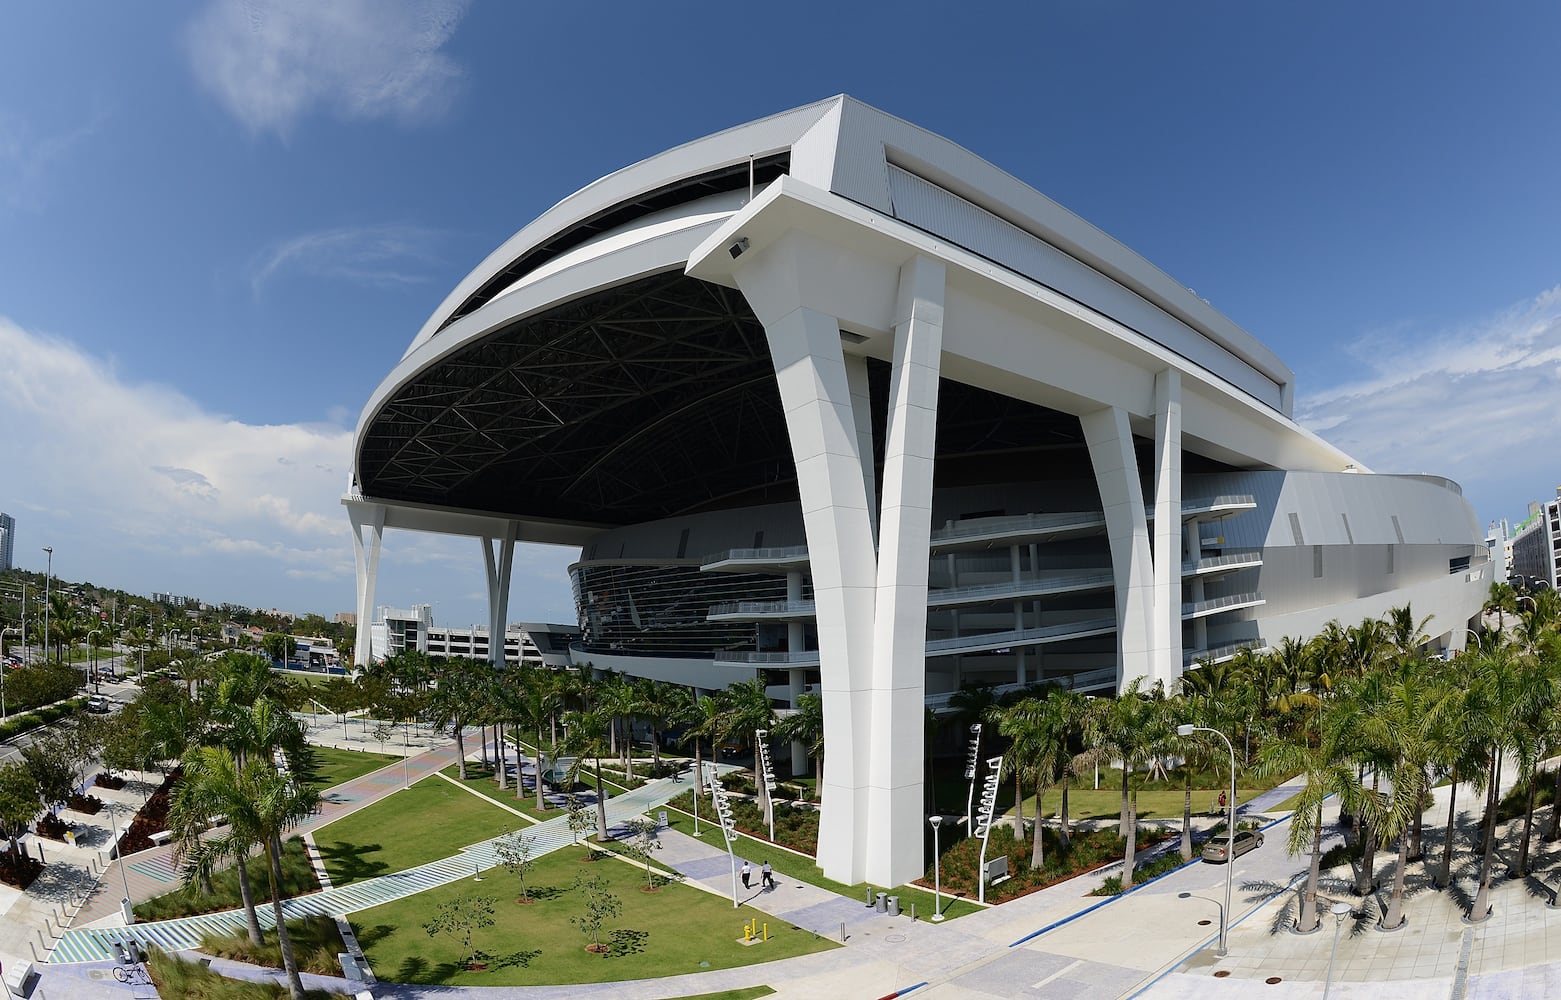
[113,964,151,985]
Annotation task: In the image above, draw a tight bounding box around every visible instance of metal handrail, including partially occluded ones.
[700,545,810,566]
[1181,592,1264,616]
[706,600,817,618]
[927,571,1114,604]
[1181,549,1263,574]
[1183,638,1268,667]
[930,511,1106,542]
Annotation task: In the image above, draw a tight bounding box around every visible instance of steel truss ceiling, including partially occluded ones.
[359,270,1098,526]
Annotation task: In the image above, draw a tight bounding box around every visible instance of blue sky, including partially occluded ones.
[2,1,1558,627]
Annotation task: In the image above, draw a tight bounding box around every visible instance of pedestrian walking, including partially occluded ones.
[761,860,774,890]
[740,860,752,890]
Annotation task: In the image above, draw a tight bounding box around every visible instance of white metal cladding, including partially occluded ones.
[885,165,1284,413]
[402,98,840,359]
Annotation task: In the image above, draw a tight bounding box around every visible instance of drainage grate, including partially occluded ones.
[1266,977,1283,985]
[1213,970,1231,978]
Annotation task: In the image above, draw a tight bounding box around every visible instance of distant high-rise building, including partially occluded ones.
[0,512,13,572]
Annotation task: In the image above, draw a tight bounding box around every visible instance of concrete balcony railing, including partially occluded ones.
[1181,592,1264,620]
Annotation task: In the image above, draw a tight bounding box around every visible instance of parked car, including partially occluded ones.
[1202,828,1263,863]
[86,695,114,714]
[718,737,750,758]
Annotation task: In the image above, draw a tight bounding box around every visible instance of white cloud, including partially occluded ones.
[1297,285,1561,515]
[247,224,445,294]
[184,0,471,138]
[0,106,109,211]
[0,316,579,624]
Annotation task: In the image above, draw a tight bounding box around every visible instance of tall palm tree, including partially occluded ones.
[560,706,614,841]
[510,665,561,810]
[1377,667,1448,930]
[773,693,824,787]
[426,656,483,779]
[1255,698,1357,933]
[1089,679,1169,887]
[680,687,724,800]
[185,746,319,1000]
[1484,581,1518,633]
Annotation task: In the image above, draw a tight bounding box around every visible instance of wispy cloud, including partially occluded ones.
[0,106,109,211]
[247,224,446,294]
[0,315,578,621]
[1297,285,1561,513]
[184,0,471,138]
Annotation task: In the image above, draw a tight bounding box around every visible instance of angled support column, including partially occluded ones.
[866,255,943,886]
[755,300,878,883]
[481,523,518,668]
[1152,370,1182,689]
[1082,407,1155,693]
[348,503,385,668]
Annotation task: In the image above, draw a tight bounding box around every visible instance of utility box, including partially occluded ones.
[4,959,36,998]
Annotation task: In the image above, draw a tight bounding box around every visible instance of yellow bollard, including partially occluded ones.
[763,922,769,941]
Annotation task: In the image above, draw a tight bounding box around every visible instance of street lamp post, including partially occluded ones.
[42,546,53,663]
[87,629,101,691]
[1322,901,1353,999]
[106,800,135,924]
[0,627,16,718]
[1179,723,1237,956]
[929,815,946,921]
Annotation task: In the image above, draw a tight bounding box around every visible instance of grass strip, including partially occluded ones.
[312,775,517,886]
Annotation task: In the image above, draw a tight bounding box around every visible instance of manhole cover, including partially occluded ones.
[1266,977,1283,985]
[1213,970,1231,978]
[1198,919,1212,926]
[886,934,907,943]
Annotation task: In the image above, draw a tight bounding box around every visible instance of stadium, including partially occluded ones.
[347,96,1488,887]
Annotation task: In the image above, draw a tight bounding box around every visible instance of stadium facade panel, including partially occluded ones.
[347,96,1487,887]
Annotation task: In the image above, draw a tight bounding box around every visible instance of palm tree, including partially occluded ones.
[1467,643,1535,921]
[680,687,724,801]
[995,689,1074,867]
[510,666,561,810]
[559,706,614,841]
[632,679,680,776]
[426,657,484,779]
[1377,667,1447,930]
[774,693,824,788]
[1484,581,1518,633]
[1089,679,1168,887]
[1255,699,1357,933]
[185,746,319,1000]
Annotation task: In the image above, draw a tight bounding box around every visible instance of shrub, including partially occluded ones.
[196,915,345,976]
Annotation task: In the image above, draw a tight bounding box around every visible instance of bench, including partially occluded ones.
[4,959,35,998]
[149,830,173,846]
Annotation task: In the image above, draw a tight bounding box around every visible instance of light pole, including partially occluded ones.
[1177,891,1224,948]
[1179,723,1237,956]
[106,800,135,924]
[1322,901,1353,999]
[87,629,101,691]
[42,546,53,663]
[929,815,946,921]
[0,627,16,718]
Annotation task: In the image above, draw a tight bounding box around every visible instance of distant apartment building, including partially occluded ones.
[334,612,357,626]
[152,591,200,608]
[370,604,578,668]
[1485,519,1512,584]
[1510,490,1561,590]
[0,512,13,571]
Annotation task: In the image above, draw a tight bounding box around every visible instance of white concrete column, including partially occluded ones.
[481,522,517,668]
[732,236,941,887]
[1152,370,1182,689]
[751,299,878,883]
[348,503,385,668]
[866,255,943,887]
[1081,406,1155,693]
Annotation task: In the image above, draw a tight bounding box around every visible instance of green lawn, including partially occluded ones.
[351,849,836,987]
[307,745,399,791]
[440,765,554,822]
[312,775,518,885]
[135,836,317,921]
[657,805,981,921]
[1023,784,1268,822]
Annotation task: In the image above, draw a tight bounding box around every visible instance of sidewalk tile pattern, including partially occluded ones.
[51,776,689,964]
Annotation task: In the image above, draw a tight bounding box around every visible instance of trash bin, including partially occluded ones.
[875,891,888,913]
[887,895,900,916]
